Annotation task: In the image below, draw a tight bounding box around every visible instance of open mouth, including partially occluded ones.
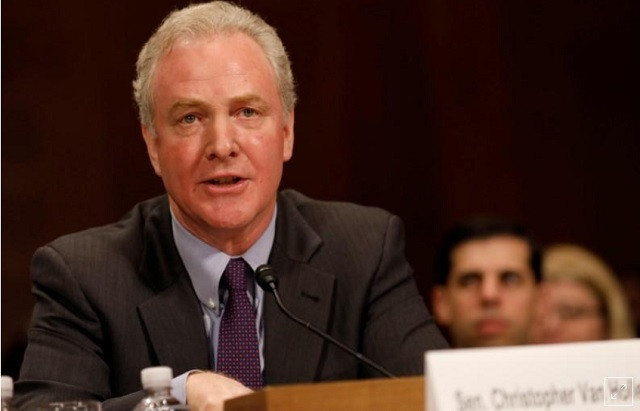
[208,176,242,185]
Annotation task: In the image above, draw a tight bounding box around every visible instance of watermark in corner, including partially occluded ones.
[604,377,634,407]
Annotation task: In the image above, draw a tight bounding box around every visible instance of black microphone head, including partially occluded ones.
[255,264,279,292]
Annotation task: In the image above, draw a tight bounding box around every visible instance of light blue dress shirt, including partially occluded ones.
[169,207,276,403]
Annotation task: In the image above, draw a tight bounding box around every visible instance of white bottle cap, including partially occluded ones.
[140,366,173,389]
[1,376,13,399]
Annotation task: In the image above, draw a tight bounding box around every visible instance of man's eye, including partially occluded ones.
[182,114,197,124]
[240,108,257,117]
[457,273,481,288]
[501,271,522,285]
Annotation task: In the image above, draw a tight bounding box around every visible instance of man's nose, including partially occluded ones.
[204,118,238,160]
[480,277,500,303]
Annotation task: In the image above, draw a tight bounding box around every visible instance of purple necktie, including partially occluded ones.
[217,258,263,389]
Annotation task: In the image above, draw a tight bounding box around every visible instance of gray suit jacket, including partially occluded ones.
[15,189,447,410]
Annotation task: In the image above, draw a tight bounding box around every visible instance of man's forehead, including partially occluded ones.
[151,32,281,109]
[450,235,532,270]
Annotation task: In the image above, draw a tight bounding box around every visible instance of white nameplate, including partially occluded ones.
[425,339,640,410]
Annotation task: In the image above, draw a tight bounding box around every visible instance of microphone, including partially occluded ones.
[255,264,396,379]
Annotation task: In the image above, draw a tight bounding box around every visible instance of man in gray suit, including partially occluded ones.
[15,2,447,410]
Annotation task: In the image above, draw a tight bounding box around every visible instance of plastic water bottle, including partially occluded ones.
[132,367,188,411]
[1,376,17,411]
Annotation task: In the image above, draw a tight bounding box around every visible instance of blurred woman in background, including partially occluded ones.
[532,243,635,343]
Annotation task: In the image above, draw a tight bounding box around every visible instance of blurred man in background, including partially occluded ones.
[432,217,541,348]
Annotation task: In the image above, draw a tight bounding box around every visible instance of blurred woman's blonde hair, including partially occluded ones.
[544,244,635,339]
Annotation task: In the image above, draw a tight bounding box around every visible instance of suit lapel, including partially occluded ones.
[137,274,210,373]
[133,193,336,381]
[137,197,210,373]
[264,192,336,384]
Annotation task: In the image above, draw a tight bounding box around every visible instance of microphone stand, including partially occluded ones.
[256,265,397,379]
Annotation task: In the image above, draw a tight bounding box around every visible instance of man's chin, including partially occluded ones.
[476,332,533,348]
[457,333,515,348]
[477,337,512,347]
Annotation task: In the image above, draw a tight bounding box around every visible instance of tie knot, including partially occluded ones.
[224,258,249,291]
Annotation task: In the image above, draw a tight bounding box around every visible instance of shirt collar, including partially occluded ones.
[171,206,276,312]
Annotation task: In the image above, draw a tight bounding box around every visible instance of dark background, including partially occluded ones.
[3,0,639,378]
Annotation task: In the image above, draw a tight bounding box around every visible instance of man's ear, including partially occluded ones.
[282,110,294,162]
[432,286,452,326]
[141,125,162,176]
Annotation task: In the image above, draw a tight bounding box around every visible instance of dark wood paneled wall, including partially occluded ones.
[3,0,639,377]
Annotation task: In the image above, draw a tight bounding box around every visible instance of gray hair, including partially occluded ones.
[132,1,297,131]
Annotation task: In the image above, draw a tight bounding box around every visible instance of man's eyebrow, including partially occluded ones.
[456,271,483,281]
[169,99,208,112]
[459,271,482,276]
[229,93,268,106]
